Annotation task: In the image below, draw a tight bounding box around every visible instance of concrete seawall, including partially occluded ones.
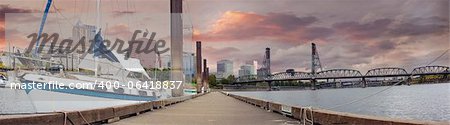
[0,93,207,125]
[223,92,449,125]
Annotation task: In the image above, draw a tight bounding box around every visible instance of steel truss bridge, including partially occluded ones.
[233,43,449,90]
[235,66,450,86]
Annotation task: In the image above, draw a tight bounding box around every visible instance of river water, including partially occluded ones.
[230,83,450,121]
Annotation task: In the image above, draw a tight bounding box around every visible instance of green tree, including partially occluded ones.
[218,75,236,85]
[219,78,230,85]
[226,75,236,83]
[208,75,217,87]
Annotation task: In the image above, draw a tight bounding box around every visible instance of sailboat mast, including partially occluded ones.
[96,0,101,31]
[34,0,53,56]
[94,0,101,77]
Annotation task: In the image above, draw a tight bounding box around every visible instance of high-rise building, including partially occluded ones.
[51,21,97,70]
[185,53,195,80]
[216,59,233,79]
[257,48,271,78]
[253,60,258,75]
[238,64,254,76]
[160,52,195,81]
[72,21,96,43]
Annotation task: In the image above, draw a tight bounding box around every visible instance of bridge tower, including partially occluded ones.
[311,43,322,90]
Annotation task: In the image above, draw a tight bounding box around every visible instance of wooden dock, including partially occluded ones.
[109,92,296,125]
[1,91,448,125]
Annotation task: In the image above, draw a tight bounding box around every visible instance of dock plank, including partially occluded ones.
[109,92,297,125]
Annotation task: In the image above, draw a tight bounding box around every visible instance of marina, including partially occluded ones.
[0,0,449,124]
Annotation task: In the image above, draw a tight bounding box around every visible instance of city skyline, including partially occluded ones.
[0,0,448,74]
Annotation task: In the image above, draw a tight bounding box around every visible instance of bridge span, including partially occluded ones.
[234,43,449,90]
[235,66,450,88]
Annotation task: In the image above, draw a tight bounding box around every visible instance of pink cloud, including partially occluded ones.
[105,23,132,39]
[194,11,333,43]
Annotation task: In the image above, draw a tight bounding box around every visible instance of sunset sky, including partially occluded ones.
[0,0,449,74]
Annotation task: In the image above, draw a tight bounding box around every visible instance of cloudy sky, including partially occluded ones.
[0,0,449,74]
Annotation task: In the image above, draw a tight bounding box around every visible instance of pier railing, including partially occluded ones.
[0,92,208,125]
[223,92,447,125]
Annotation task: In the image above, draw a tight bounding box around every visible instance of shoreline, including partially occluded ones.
[222,81,450,92]
[224,83,450,122]
[224,91,450,124]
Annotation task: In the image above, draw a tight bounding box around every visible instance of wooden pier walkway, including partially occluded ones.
[2,91,444,125]
[109,92,296,125]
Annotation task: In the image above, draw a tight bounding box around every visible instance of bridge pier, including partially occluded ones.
[362,77,366,88]
[441,74,448,82]
[311,78,317,90]
[333,79,341,88]
[407,77,412,86]
[267,81,272,91]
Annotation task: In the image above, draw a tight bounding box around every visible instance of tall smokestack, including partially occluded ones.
[202,59,207,91]
[170,0,183,97]
[196,41,202,92]
[205,67,209,91]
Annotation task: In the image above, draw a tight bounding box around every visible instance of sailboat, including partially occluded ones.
[4,0,171,112]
